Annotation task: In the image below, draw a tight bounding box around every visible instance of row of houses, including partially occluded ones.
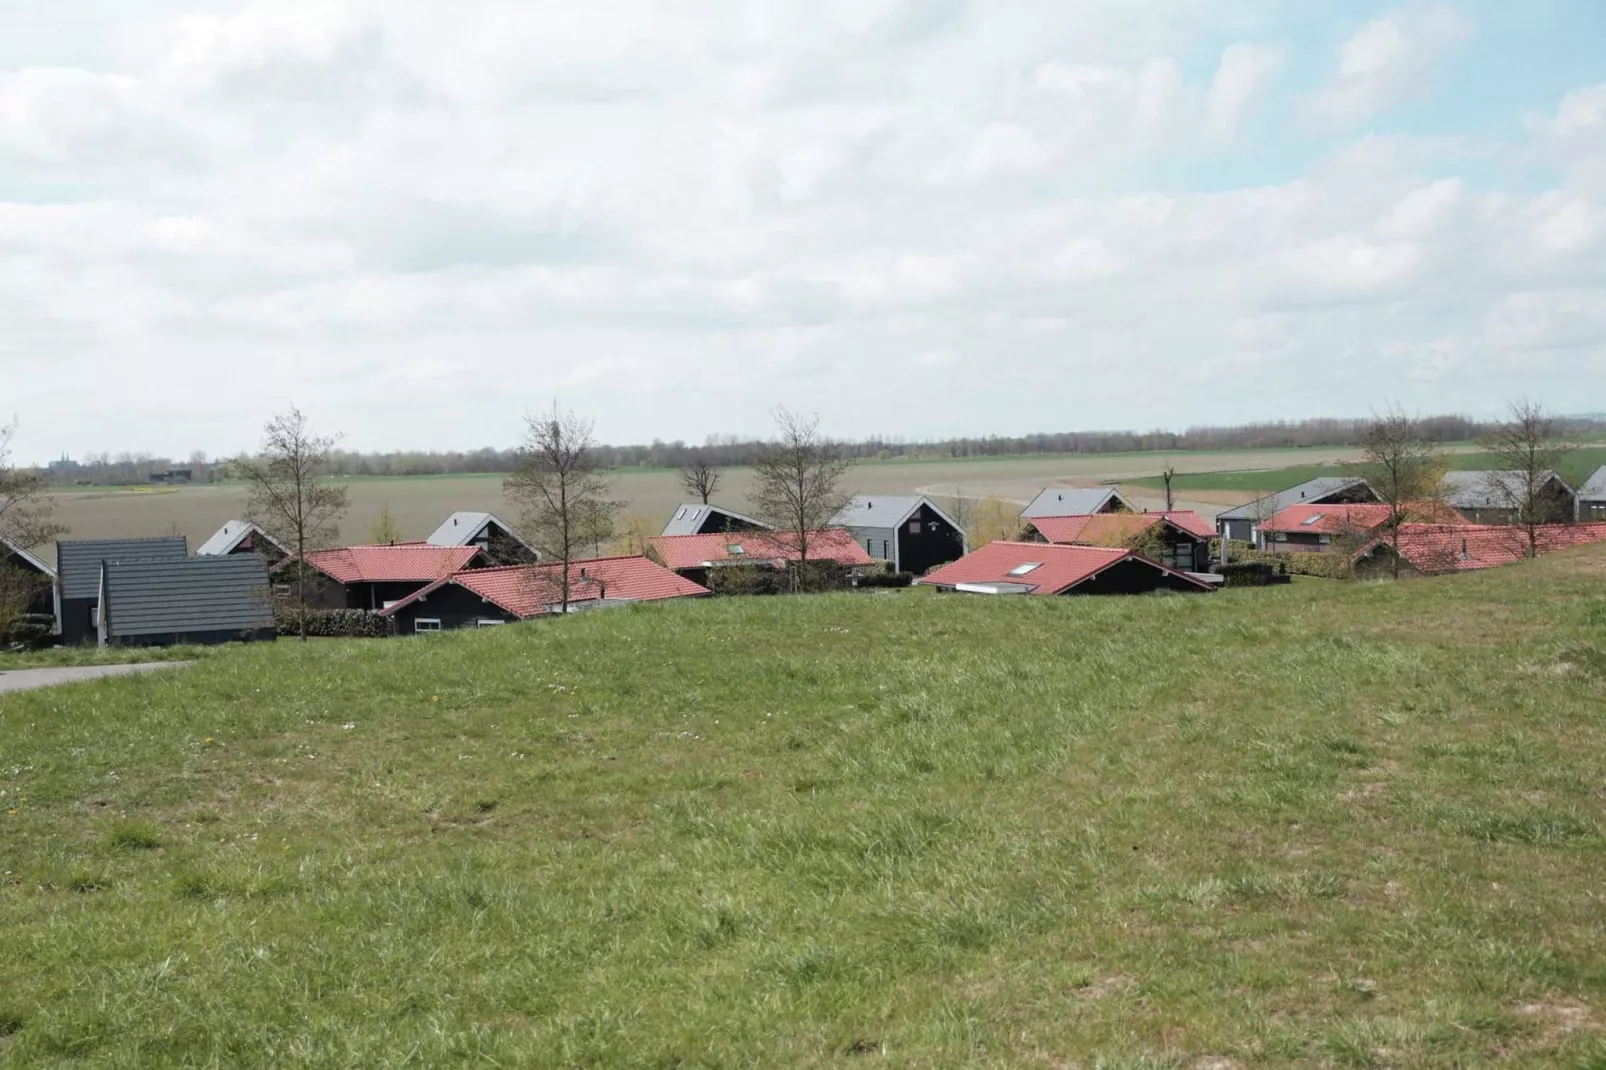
[7,463,1605,648]
[1216,466,1606,543]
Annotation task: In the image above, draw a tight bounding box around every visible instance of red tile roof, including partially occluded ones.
[917,541,1213,594]
[647,528,876,572]
[291,545,484,584]
[1029,510,1214,545]
[379,555,709,619]
[1260,500,1467,536]
[1361,522,1606,574]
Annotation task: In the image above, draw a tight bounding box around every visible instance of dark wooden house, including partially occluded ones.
[660,504,773,537]
[55,537,189,645]
[834,496,966,575]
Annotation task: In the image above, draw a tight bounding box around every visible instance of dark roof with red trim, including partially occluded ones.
[647,528,875,571]
[916,540,1213,594]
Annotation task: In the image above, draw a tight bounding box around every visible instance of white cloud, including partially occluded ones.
[1206,42,1284,142]
[0,1,1602,459]
[1312,4,1474,128]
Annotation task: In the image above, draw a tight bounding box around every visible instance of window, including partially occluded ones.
[273,584,291,597]
[90,606,100,627]
[727,543,745,556]
[1008,562,1043,576]
[908,519,921,534]
[1300,514,1324,526]
[866,539,873,553]
[675,506,687,520]
[1318,534,1332,545]
[414,618,442,634]
[1275,532,1288,542]
[381,600,400,610]
[476,619,504,627]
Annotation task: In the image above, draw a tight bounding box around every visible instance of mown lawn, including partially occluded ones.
[4,551,1606,1067]
[1125,445,1606,496]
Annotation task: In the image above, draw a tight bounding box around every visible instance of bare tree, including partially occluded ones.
[947,489,976,548]
[505,407,619,614]
[1480,399,1574,558]
[748,408,854,590]
[233,408,351,641]
[0,422,67,639]
[1350,408,1446,578]
[680,457,721,504]
[0,421,66,553]
[1160,462,1177,512]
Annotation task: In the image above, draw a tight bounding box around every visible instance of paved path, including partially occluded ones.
[0,661,193,694]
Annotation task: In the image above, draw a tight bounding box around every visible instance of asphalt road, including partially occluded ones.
[0,661,193,694]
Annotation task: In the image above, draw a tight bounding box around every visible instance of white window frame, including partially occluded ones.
[273,583,292,597]
[476,619,504,628]
[414,618,442,634]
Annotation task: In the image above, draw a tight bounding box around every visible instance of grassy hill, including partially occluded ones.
[1125,445,1606,496]
[4,553,1606,1067]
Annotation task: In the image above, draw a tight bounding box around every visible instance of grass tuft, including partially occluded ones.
[105,820,162,851]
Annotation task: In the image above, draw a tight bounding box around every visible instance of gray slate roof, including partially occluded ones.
[1216,477,1372,522]
[1580,466,1606,501]
[1441,470,1570,509]
[1,533,54,578]
[660,503,771,537]
[834,495,963,534]
[104,555,273,639]
[427,511,534,551]
[196,519,287,557]
[56,537,187,600]
[1020,486,1131,519]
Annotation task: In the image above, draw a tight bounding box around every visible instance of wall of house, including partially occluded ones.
[846,525,899,565]
[1067,559,1209,595]
[1258,531,1331,553]
[896,504,967,576]
[692,513,768,536]
[107,626,275,648]
[1157,532,1209,571]
[58,596,98,645]
[388,584,519,634]
[1218,518,1254,543]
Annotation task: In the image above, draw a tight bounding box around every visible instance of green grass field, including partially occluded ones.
[5,552,1606,1066]
[1126,446,1606,496]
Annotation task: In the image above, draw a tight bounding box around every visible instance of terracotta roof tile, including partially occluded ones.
[917,540,1212,594]
[1029,510,1214,545]
[1260,501,1467,536]
[647,528,876,571]
[293,545,484,584]
[380,555,709,619]
[1363,522,1606,574]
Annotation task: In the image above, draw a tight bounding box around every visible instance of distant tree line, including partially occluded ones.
[33,412,1606,486]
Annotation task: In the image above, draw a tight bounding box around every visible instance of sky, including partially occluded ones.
[2,0,1605,462]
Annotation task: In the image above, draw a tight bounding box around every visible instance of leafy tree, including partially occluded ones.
[234,408,351,641]
[368,503,403,545]
[505,407,619,614]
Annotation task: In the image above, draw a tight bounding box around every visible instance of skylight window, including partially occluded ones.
[675,507,686,520]
[728,544,745,555]
[1008,562,1043,576]
[1300,514,1324,526]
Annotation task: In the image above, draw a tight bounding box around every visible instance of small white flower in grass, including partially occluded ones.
[342,723,356,730]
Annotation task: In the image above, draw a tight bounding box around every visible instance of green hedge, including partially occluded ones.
[705,561,854,596]
[276,609,393,638]
[858,570,915,588]
[1231,547,1354,580]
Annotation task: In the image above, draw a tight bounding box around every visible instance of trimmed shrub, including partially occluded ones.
[858,570,914,588]
[1217,562,1290,588]
[705,561,854,596]
[276,609,393,638]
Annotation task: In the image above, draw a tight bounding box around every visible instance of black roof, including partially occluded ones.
[56,537,188,600]
[103,555,273,639]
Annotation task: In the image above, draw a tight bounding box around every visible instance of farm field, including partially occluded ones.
[4,548,1606,1066]
[1127,445,1606,496]
[37,446,1395,563]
